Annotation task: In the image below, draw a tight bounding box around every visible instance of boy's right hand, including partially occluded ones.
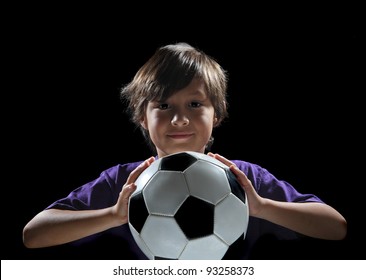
[113,156,155,225]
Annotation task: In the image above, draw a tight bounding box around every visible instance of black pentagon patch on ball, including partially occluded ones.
[154,256,177,260]
[160,152,198,172]
[175,196,215,239]
[129,192,149,233]
[226,169,246,204]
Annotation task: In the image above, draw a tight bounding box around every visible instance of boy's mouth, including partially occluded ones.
[167,133,194,139]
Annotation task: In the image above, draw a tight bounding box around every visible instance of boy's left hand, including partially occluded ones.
[207,152,264,217]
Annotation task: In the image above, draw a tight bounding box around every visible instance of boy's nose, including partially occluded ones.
[171,112,189,126]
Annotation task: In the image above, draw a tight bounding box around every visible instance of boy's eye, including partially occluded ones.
[190,102,201,108]
[157,102,202,110]
[158,103,169,110]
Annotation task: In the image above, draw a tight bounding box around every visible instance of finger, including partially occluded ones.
[208,152,235,167]
[121,183,137,201]
[229,165,252,190]
[126,156,155,185]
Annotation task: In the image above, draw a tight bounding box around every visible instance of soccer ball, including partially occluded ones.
[128,151,249,260]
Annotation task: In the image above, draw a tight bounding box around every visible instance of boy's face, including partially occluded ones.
[141,78,217,158]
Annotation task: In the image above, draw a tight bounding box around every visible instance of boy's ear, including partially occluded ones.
[140,118,148,130]
[213,116,218,126]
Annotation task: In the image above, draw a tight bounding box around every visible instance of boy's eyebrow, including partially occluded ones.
[183,90,208,99]
[153,91,207,103]
[188,92,209,101]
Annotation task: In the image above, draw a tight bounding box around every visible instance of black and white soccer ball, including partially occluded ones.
[128,151,249,260]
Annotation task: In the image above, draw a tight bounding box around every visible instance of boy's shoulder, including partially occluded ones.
[100,160,145,177]
[231,159,263,171]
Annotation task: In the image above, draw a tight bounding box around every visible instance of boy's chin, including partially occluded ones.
[162,148,205,156]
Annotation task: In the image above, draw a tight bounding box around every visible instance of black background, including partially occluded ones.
[3,5,364,260]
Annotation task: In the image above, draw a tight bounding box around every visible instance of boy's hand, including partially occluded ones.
[207,152,264,217]
[114,156,155,224]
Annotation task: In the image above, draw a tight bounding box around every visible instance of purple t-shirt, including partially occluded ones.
[46,159,324,259]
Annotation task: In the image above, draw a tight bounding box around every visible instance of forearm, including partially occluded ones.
[23,208,124,248]
[257,200,347,240]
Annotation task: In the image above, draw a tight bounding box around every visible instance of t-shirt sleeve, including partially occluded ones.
[234,161,324,203]
[45,163,140,211]
[233,160,325,243]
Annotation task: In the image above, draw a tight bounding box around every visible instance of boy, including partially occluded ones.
[23,42,347,259]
